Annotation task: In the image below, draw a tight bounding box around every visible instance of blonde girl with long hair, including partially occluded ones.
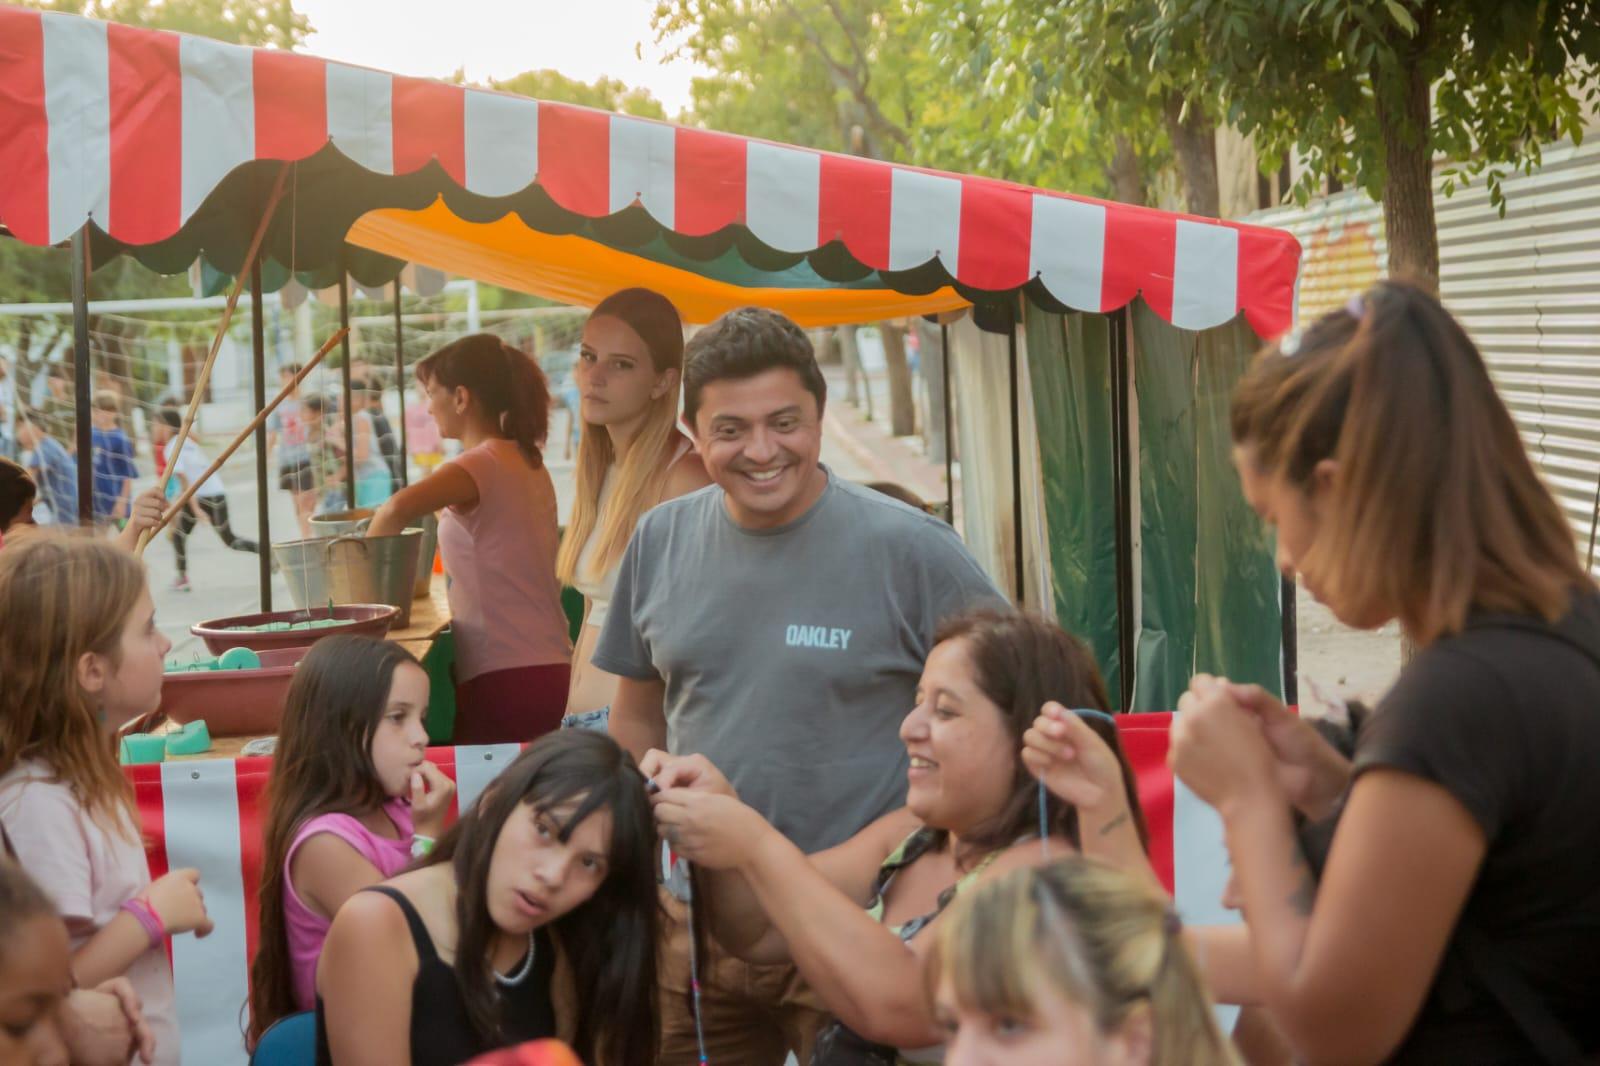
[0,534,215,1066]
[928,856,1237,1066]
[558,289,708,725]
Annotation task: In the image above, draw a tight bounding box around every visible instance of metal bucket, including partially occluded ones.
[272,529,425,628]
[309,508,376,537]
[412,512,439,599]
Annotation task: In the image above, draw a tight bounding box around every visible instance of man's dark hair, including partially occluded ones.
[682,307,826,427]
[156,406,182,429]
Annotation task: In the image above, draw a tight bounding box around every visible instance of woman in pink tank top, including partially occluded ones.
[248,636,455,1045]
[369,334,573,743]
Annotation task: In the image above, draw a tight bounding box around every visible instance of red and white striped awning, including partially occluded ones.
[0,5,1301,335]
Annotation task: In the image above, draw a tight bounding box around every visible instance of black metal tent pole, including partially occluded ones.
[394,280,407,487]
[940,322,953,526]
[1006,310,1024,606]
[1110,309,1135,712]
[251,261,272,609]
[1281,576,1298,705]
[338,266,355,508]
[70,226,93,525]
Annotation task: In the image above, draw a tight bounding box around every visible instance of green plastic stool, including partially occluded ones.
[421,626,458,744]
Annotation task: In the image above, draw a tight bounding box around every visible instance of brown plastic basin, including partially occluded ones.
[158,647,307,738]
[190,603,400,656]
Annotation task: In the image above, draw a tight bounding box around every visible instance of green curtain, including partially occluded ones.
[1131,304,1200,711]
[1026,305,1121,699]
[1131,303,1282,710]
[1194,317,1283,694]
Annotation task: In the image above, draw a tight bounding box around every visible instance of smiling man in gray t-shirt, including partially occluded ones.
[593,307,1000,1066]
[595,308,1001,852]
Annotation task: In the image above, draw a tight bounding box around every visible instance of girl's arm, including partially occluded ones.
[366,462,477,537]
[1189,924,1263,1006]
[290,834,390,921]
[353,415,374,464]
[1224,771,1482,1063]
[71,913,160,988]
[317,891,417,1066]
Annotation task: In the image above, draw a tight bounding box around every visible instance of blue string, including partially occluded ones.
[683,862,709,1065]
[1037,708,1115,861]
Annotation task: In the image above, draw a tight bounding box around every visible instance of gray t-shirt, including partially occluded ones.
[593,467,1003,852]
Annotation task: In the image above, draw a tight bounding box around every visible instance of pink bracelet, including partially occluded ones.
[120,897,165,949]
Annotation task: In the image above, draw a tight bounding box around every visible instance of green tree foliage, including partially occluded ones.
[1185,0,1600,281]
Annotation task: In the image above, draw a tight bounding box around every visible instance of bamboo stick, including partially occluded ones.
[136,163,290,554]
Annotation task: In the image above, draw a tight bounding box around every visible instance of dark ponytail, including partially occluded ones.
[415,334,551,467]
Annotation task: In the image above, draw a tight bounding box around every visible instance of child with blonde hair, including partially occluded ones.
[0,534,214,1066]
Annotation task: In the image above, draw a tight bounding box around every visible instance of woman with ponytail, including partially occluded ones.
[1171,280,1600,1063]
[928,857,1237,1066]
[557,289,708,729]
[369,335,571,743]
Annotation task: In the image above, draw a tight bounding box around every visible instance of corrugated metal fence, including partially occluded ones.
[1252,139,1600,571]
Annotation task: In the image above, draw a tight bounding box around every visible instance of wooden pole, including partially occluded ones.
[140,329,346,548]
[135,163,289,554]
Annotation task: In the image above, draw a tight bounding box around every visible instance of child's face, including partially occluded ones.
[485,798,613,936]
[0,914,73,1065]
[87,588,171,730]
[367,662,432,799]
[92,409,117,430]
[935,975,1148,1066]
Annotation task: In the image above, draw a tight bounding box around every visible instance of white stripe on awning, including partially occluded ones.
[609,114,676,227]
[463,89,538,198]
[180,35,254,223]
[325,62,393,175]
[162,760,251,1066]
[1172,219,1240,330]
[42,11,111,241]
[454,744,522,812]
[746,141,821,254]
[889,168,962,272]
[1030,195,1107,312]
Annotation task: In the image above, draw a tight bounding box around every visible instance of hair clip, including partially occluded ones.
[1278,326,1306,357]
[1344,292,1367,320]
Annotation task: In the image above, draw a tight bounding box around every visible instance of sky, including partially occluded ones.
[293,0,712,116]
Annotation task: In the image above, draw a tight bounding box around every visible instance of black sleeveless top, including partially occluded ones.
[314,886,557,1066]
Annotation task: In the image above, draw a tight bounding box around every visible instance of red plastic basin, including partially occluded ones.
[190,603,399,656]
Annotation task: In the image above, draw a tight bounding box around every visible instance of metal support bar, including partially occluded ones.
[70,227,93,525]
[940,323,954,527]
[1281,575,1299,705]
[338,269,355,508]
[251,262,272,610]
[394,281,408,487]
[1110,309,1135,712]
[1007,320,1024,606]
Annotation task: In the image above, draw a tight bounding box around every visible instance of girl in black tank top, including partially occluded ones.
[313,732,661,1066]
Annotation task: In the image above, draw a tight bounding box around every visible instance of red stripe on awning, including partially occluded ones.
[0,7,49,245]
[253,48,325,161]
[537,102,608,217]
[957,179,1032,292]
[393,76,465,183]
[235,761,270,981]
[675,126,746,236]
[1237,225,1300,338]
[1103,208,1176,318]
[1118,720,1176,894]
[818,153,891,269]
[107,22,180,244]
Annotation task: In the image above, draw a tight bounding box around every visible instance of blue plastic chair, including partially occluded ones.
[250,1010,315,1066]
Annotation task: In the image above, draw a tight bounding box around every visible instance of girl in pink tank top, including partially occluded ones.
[247,636,457,1047]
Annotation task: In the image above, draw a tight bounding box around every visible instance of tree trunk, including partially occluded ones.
[915,318,948,464]
[816,327,842,366]
[1105,134,1147,206]
[1163,93,1220,218]
[880,322,916,437]
[838,324,870,419]
[1375,55,1439,288]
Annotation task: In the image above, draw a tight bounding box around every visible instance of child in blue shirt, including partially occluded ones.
[90,392,138,526]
